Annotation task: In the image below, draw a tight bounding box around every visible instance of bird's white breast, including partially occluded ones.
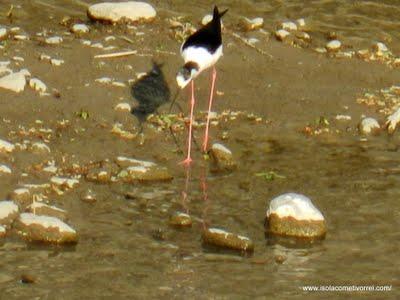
[181,45,223,74]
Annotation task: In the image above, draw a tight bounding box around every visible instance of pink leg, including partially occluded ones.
[202,67,217,152]
[180,80,195,166]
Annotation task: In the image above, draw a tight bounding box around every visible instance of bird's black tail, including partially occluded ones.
[213,6,228,20]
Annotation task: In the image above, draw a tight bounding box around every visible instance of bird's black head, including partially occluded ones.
[176,61,200,89]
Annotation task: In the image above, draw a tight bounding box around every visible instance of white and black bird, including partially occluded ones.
[176,6,228,166]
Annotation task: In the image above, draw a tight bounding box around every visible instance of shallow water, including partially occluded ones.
[0,0,399,299]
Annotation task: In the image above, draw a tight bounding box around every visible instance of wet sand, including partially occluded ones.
[0,1,399,299]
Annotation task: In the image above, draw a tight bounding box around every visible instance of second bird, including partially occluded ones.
[176,6,228,166]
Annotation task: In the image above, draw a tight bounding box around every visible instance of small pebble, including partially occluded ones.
[275,29,290,41]
[326,40,341,52]
[281,21,297,31]
[45,36,63,45]
[71,24,89,34]
[169,212,192,227]
[114,103,131,112]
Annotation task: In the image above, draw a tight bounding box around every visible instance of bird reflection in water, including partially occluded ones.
[131,61,172,126]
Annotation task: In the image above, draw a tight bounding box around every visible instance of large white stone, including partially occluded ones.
[88,2,156,23]
[359,117,380,135]
[29,78,47,93]
[0,201,19,223]
[386,107,400,134]
[0,70,29,93]
[0,139,15,153]
[266,193,324,221]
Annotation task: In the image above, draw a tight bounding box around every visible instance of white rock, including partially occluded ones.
[326,40,341,52]
[0,28,7,40]
[266,193,324,221]
[335,114,351,121]
[12,56,24,62]
[27,202,67,221]
[111,81,126,87]
[0,139,15,153]
[247,37,259,45]
[16,213,77,243]
[0,61,11,76]
[39,54,51,61]
[31,142,51,153]
[386,108,400,134]
[0,70,28,93]
[359,117,380,134]
[51,177,79,189]
[0,201,19,226]
[95,77,113,84]
[281,21,297,31]
[114,102,132,112]
[275,29,290,41]
[201,14,213,26]
[0,165,12,174]
[50,59,64,66]
[81,40,91,46]
[0,225,5,238]
[29,78,47,93]
[71,24,90,34]
[19,213,73,232]
[87,1,156,23]
[373,42,389,56]
[296,18,306,27]
[13,35,28,41]
[115,156,156,168]
[212,143,232,155]
[45,36,63,45]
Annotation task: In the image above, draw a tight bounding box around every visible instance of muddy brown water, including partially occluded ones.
[0,0,400,299]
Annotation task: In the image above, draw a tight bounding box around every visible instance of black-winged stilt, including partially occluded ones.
[176,6,228,166]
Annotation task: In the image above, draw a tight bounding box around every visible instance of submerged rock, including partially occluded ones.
[0,201,19,227]
[15,213,77,244]
[202,228,254,252]
[169,212,192,227]
[27,202,68,221]
[118,165,173,182]
[87,2,156,24]
[116,156,172,182]
[265,193,326,239]
[359,117,380,135]
[209,143,237,172]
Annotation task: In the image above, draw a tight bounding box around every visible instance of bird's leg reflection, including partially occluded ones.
[200,164,211,230]
[181,164,191,213]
